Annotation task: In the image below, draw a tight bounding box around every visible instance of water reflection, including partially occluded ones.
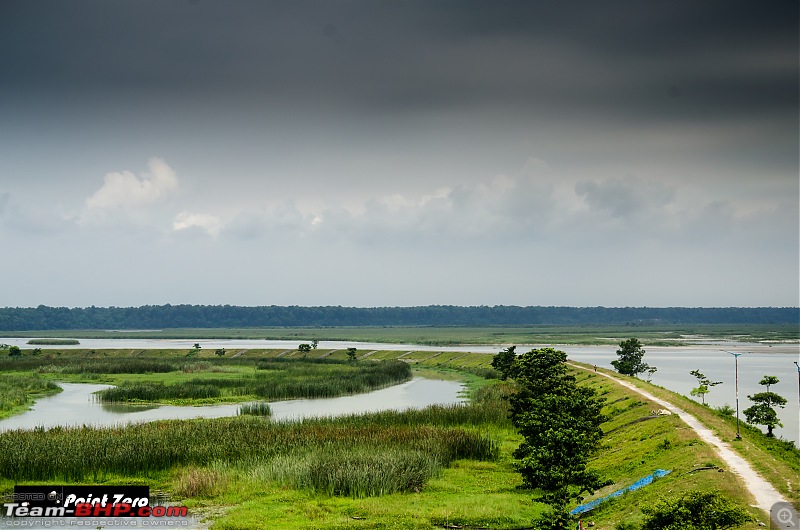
[100,402,160,413]
[0,378,465,432]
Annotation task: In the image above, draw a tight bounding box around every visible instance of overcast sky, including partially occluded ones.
[0,1,797,308]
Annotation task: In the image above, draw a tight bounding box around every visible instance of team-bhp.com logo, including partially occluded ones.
[3,486,187,519]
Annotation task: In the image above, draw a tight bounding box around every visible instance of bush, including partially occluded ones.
[641,490,754,530]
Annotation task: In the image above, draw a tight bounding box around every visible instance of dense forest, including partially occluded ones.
[0,305,796,331]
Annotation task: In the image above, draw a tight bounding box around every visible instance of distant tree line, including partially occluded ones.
[0,305,795,331]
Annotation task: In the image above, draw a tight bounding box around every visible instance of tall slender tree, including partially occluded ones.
[689,369,722,405]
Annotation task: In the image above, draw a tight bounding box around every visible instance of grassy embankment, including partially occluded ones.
[5,322,798,345]
[2,348,796,528]
[578,363,800,508]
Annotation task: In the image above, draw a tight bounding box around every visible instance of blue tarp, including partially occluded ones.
[570,469,672,515]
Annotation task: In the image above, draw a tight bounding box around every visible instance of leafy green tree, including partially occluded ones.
[758,375,779,392]
[490,346,517,380]
[689,369,722,406]
[508,348,610,513]
[311,339,319,350]
[186,343,201,358]
[298,344,312,356]
[641,490,755,529]
[8,346,21,357]
[346,347,358,362]
[743,375,787,437]
[611,338,650,377]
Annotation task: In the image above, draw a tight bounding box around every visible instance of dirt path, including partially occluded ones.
[569,363,797,525]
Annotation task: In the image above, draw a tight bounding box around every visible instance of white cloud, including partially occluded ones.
[86,157,178,210]
[173,212,222,237]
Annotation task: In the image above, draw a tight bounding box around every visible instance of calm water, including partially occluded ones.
[0,377,464,431]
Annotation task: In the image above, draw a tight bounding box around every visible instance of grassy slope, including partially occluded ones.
[575,363,800,508]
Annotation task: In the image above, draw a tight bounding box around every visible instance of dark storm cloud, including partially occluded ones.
[2,0,796,123]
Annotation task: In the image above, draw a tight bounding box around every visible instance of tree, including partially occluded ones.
[346,347,357,362]
[8,346,21,357]
[214,348,226,357]
[641,490,755,529]
[611,338,651,377]
[311,339,319,350]
[689,369,722,406]
[508,348,610,515]
[743,375,787,437]
[298,344,312,356]
[186,343,201,358]
[490,346,517,380]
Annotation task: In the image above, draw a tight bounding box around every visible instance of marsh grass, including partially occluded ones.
[0,374,60,418]
[257,447,439,497]
[95,359,412,403]
[174,465,229,498]
[0,414,498,482]
[238,402,271,416]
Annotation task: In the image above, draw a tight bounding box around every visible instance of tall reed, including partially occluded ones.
[0,416,497,482]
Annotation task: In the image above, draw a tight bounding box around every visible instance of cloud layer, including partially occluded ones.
[0,1,796,307]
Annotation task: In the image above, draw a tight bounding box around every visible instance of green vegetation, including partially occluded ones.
[96,359,411,404]
[0,374,60,419]
[26,339,80,345]
[1,305,796,332]
[640,490,755,530]
[0,346,795,528]
[744,375,788,437]
[503,348,609,528]
[583,363,800,507]
[237,402,271,416]
[689,369,722,406]
[490,345,516,379]
[611,338,652,377]
[0,415,496,483]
